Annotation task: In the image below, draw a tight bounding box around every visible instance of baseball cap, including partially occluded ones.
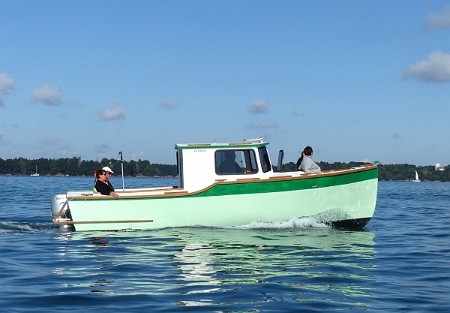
[102,166,114,174]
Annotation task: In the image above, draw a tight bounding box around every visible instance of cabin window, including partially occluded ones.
[258,147,272,173]
[215,149,258,175]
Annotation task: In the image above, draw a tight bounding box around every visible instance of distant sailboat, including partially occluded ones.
[31,166,40,177]
[413,170,420,182]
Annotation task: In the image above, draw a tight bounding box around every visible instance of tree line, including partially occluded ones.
[0,157,177,177]
[0,157,449,181]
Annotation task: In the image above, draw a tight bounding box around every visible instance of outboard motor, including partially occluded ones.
[52,194,75,231]
[51,194,69,219]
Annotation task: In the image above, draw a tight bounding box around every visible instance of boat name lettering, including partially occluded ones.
[194,149,207,153]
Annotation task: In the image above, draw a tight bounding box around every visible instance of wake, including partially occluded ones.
[0,220,57,233]
[237,217,329,229]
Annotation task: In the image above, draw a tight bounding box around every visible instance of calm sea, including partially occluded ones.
[0,176,449,312]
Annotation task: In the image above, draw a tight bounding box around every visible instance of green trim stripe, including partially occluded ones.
[196,167,378,197]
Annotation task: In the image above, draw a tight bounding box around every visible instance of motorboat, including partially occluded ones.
[51,138,378,231]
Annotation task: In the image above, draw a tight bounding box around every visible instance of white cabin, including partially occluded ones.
[175,138,276,192]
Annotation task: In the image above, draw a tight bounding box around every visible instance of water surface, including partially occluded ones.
[0,176,449,312]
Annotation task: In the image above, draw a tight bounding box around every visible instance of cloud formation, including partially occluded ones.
[291,110,304,117]
[392,132,402,140]
[249,100,268,113]
[101,103,126,121]
[95,143,111,153]
[425,6,450,30]
[245,122,279,129]
[43,133,61,146]
[403,51,450,83]
[161,99,175,108]
[0,73,15,106]
[31,85,62,105]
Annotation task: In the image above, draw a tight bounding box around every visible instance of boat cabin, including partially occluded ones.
[176,138,274,191]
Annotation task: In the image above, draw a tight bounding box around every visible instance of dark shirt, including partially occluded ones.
[94,180,115,195]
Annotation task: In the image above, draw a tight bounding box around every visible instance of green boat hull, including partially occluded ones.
[59,167,378,231]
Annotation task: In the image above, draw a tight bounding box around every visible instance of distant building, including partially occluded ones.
[435,163,445,172]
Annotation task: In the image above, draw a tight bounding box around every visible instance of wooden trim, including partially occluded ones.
[236,177,262,183]
[187,143,211,146]
[163,190,189,195]
[118,186,180,194]
[54,219,153,225]
[267,165,378,182]
[229,141,252,145]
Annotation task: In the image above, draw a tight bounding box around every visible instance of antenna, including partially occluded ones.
[119,151,124,190]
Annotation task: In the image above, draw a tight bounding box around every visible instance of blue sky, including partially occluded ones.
[1,1,450,166]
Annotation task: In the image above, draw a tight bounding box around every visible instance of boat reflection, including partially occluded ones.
[169,227,375,307]
[53,223,376,309]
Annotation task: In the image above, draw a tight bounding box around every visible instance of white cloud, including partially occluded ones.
[392,132,402,140]
[43,133,61,145]
[249,99,268,113]
[128,151,146,160]
[101,103,126,121]
[291,110,304,117]
[161,99,175,108]
[403,51,450,83]
[31,85,62,105]
[95,143,111,153]
[245,122,279,129]
[425,6,450,30]
[0,73,15,106]
[0,130,4,141]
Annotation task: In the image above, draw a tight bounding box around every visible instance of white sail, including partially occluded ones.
[413,170,420,182]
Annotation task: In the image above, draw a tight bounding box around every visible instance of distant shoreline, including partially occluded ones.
[0,174,177,178]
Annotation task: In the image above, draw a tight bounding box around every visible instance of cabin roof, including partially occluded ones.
[175,139,269,150]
